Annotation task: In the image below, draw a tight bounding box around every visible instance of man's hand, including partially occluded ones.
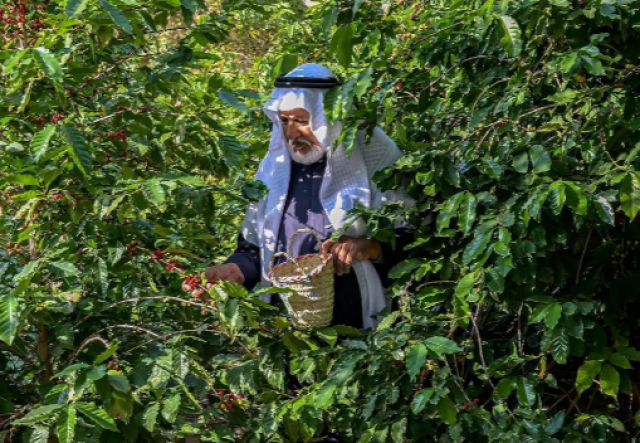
[182,263,245,299]
[321,236,382,276]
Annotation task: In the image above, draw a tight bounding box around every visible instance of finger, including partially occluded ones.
[336,244,349,275]
[205,282,213,289]
[192,288,204,299]
[182,282,191,292]
[204,267,220,282]
[338,244,352,275]
[321,240,336,261]
[331,243,343,275]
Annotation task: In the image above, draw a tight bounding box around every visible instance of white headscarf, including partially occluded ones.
[243,63,412,328]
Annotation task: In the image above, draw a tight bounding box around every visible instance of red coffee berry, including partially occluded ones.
[37,4,43,9]
[53,194,61,200]
[201,310,207,316]
[218,390,224,396]
[473,398,480,404]
[463,404,469,410]
[237,394,244,399]
[118,105,124,111]
[616,83,624,88]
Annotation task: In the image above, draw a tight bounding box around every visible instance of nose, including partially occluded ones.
[285,122,301,140]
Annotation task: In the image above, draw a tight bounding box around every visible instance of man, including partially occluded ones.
[185,63,413,328]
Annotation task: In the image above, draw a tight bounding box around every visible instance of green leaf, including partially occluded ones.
[87,365,107,381]
[497,16,522,57]
[411,389,434,414]
[390,418,406,442]
[609,353,632,370]
[437,193,463,232]
[76,403,118,432]
[217,91,248,113]
[0,293,18,345]
[356,67,373,97]
[144,179,166,208]
[314,381,338,409]
[513,151,529,173]
[376,311,400,331]
[594,196,614,225]
[108,373,131,392]
[517,377,536,406]
[547,89,579,104]
[49,260,79,278]
[437,397,457,425]
[599,363,620,398]
[546,411,565,435]
[161,393,181,423]
[459,193,477,234]
[565,182,588,215]
[99,0,133,33]
[551,327,569,364]
[529,145,551,173]
[52,363,92,378]
[545,303,562,329]
[497,376,518,398]
[548,181,566,215]
[34,48,63,82]
[57,405,76,443]
[560,52,579,73]
[142,403,159,432]
[65,0,89,17]
[338,125,357,157]
[61,126,93,175]
[406,343,427,381]
[14,405,62,425]
[463,228,493,264]
[389,259,423,279]
[621,173,640,219]
[94,345,118,364]
[455,273,475,298]
[617,346,640,361]
[582,55,605,76]
[31,125,57,163]
[330,23,355,69]
[31,426,50,443]
[219,135,244,168]
[425,336,462,356]
[96,257,108,296]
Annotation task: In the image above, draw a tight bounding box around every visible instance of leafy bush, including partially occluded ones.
[2,0,640,442]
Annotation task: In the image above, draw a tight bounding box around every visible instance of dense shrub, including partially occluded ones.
[2,0,640,442]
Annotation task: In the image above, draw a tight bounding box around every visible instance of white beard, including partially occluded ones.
[287,142,326,165]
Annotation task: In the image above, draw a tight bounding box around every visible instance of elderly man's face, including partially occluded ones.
[279,108,325,164]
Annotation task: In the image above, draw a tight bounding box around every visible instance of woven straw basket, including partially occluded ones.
[268,228,334,330]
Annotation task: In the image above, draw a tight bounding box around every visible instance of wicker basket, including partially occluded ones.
[268,228,334,330]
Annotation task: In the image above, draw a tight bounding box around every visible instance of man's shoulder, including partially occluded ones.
[355,127,402,175]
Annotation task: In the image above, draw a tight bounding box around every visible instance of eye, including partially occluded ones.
[280,117,289,124]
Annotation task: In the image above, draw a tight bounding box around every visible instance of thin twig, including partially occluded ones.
[469,303,496,390]
[575,224,594,287]
[73,295,215,329]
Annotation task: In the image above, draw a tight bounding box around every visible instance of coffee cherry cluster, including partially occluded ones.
[165,258,183,271]
[216,390,243,413]
[148,249,164,262]
[1,0,48,48]
[107,129,127,142]
[183,275,199,291]
[50,113,64,124]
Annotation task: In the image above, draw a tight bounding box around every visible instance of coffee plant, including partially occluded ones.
[2,0,640,442]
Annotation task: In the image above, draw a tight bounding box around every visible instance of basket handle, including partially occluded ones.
[269,251,293,276]
[289,228,324,258]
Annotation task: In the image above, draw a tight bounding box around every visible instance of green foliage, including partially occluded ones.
[2,0,640,441]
